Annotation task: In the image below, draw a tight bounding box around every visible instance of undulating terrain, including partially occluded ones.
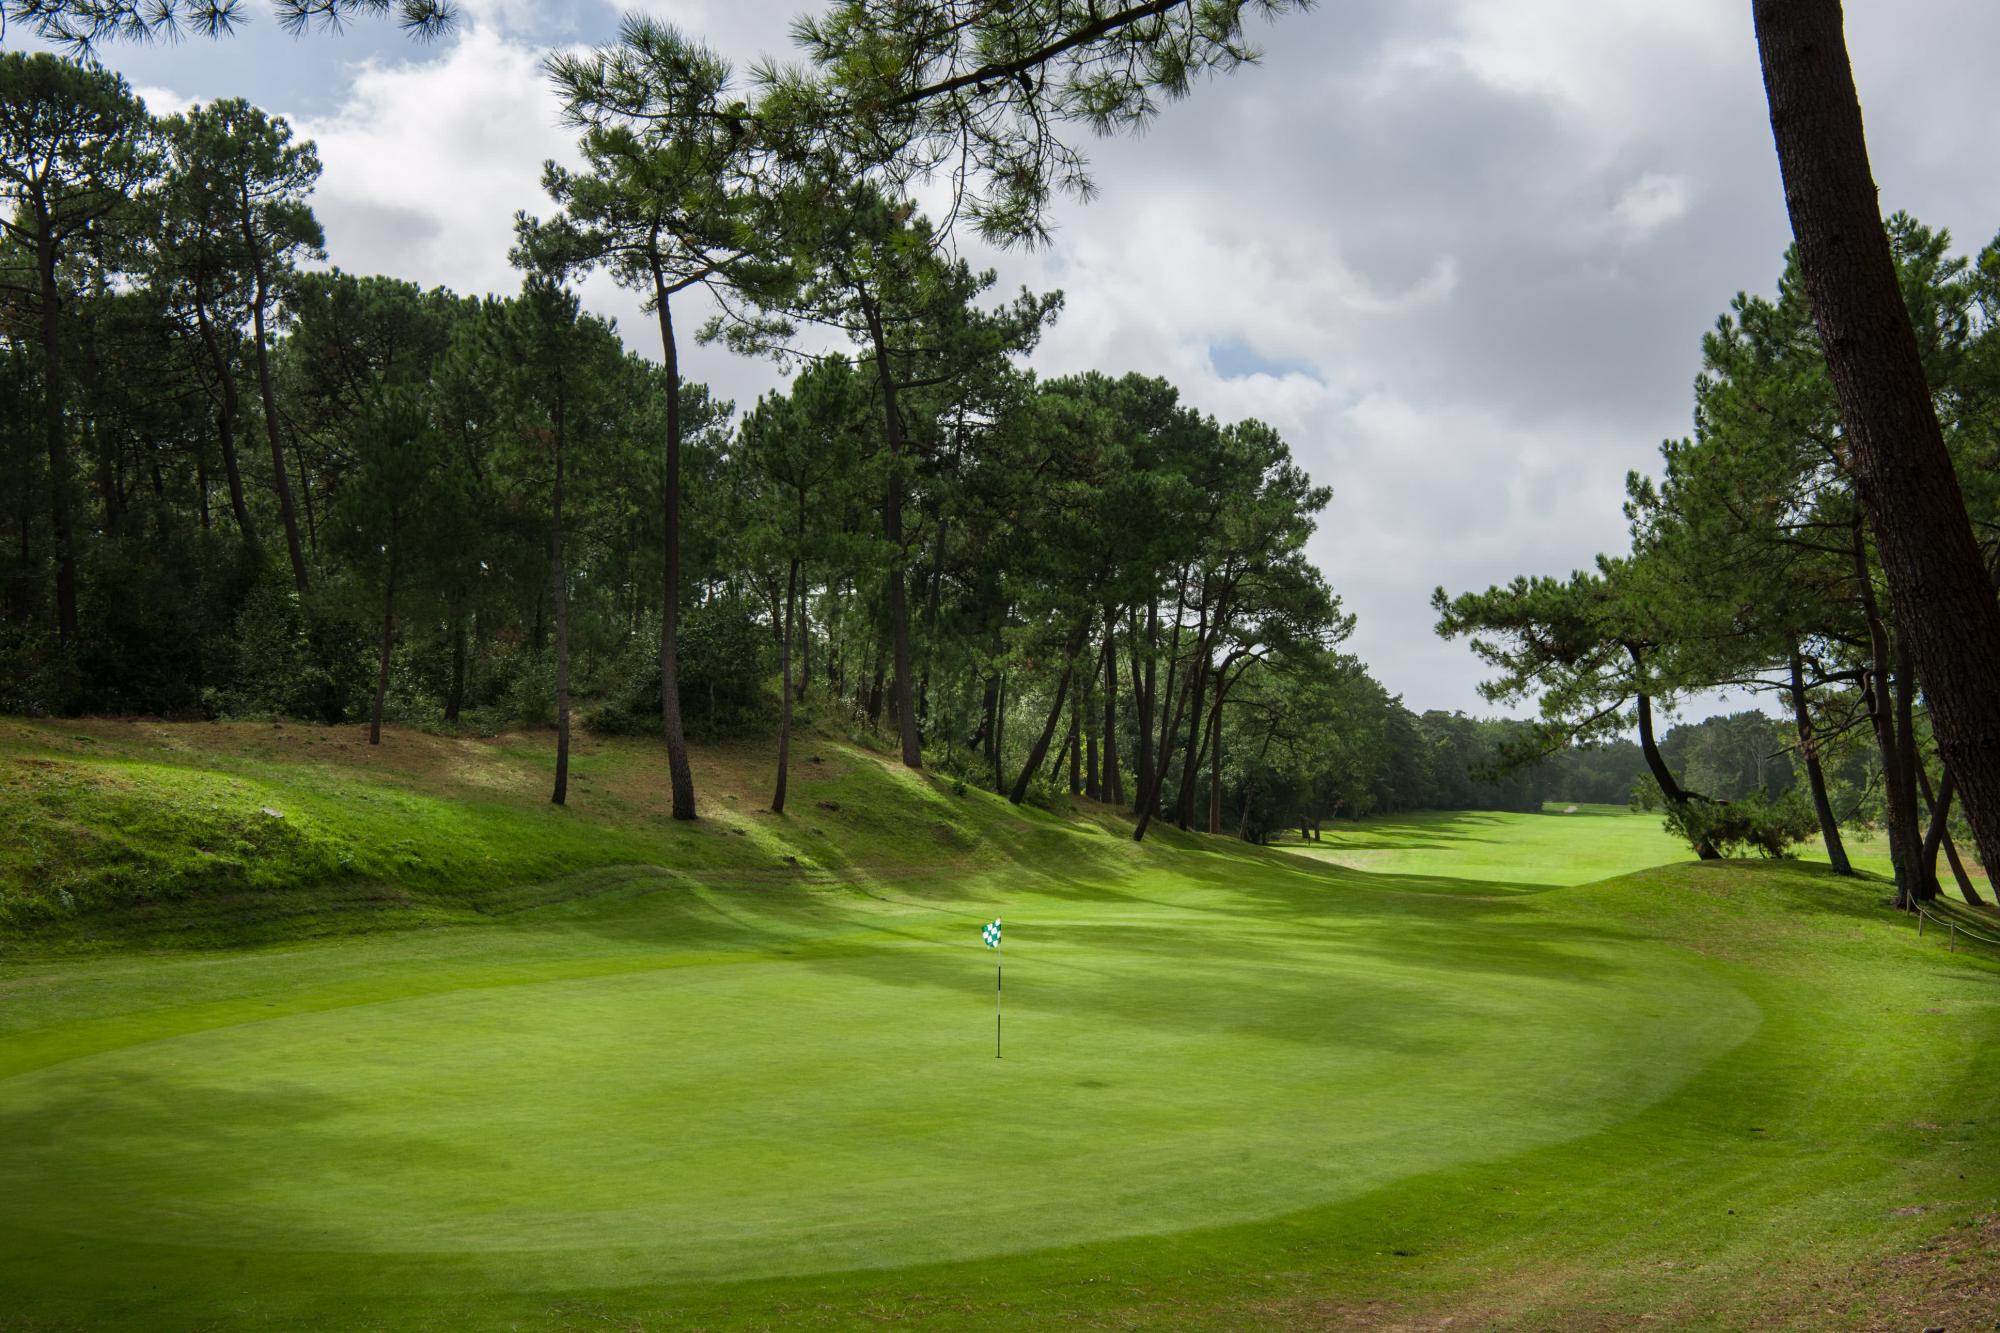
[1,720,1996,1330]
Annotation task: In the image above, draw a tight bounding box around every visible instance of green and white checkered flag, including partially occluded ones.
[981,917,1002,949]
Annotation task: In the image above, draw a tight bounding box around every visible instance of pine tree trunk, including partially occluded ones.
[249,264,308,595]
[1049,710,1076,784]
[1010,662,1076,805]
[1755,0,2000,881]
[798,582,812,704]
[1853,525,1919,904]
[1135,591,1196,842]
[1635,689,1719,860]
[981,672,1000,768]
[550,430,570,807]
[1943,830,1986,907]
[774,555,799,814]
[1892,639,1928,903]
[1920,765,1955,902]
[369,544,397,746]
[1068,690,1082,796]
[863,301,922,770]
[652,277,697,820]
[1207,697,1223,835]
[196,436,211,531]
[293,430,318,557]
[1101,608,1122,806]
[445,602,466,725]
[1175,650,1212,831]
[34,216,77,644]
[993,671,1006,791]
[193,298,259,553]
[1132,603,1154,817]
[1628,640,1719,860]
[1790,648,1851,874]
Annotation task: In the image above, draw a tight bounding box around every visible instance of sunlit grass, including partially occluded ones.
[0,722,1995,1329]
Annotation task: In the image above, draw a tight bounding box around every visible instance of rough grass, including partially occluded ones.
[0,720,1996,1331]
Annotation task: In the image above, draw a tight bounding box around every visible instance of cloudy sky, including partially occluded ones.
[36,0,2000,716]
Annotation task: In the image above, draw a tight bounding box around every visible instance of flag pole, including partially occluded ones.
[996,955,1002,1059]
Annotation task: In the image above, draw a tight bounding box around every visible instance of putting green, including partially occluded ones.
[2,726,1997,1328]
[0,870,1754,1291]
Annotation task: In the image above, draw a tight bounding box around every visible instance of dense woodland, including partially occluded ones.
[0,45,1574,844]
[6,0,1998,873]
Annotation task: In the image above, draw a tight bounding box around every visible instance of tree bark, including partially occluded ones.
[1101,608,1122,806]
[652,276,697,819]
[192,297,259,553]
[1009,617,1089,804]
[798,582,812,704]
[1050,709,1076,784]
[981,671,1000,773]
[369,544,397,746]
[1941,831,1985,907]
[1852,523,1920,905]
[445,601,466,725]
[1135,586,1198,842]
[1790,648,1851,874]
[993,671,1006,791]
[247,254,308,595]
[1920,764,1955,903]
[1207,691,1224,834]
[1627,639,1719,860]
[550,424,571,807]
[1067,688,1082,796]
[773,555,799,814]
[1755,0,2000,881]
[863,299,922,769]
[1892,638,1928,903]
[1009,662,1076,805]
[1132,601,1156,817]
[1085,714,1100,801]
[1635,689,1720,860]
[34,215,77,644]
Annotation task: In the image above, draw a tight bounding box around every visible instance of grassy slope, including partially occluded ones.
[1278,802,1990,900]
[0,722,1996,1330]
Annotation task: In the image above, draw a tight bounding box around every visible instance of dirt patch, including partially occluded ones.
[1224,1215,2000,1331]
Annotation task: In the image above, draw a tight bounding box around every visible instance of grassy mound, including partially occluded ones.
[0,720,1996,1330]
[0,718,1144,950]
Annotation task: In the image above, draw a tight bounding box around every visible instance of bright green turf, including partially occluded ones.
[1,724,1997,1329]
[1274,802,1689,885]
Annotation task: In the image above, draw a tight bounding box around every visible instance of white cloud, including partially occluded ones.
[1611,172,1690,243]
[71,0,2000,718]
[289,23,575,301]
[135,84,194,117]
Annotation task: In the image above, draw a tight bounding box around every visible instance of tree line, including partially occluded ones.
[0,45,1533,845]
[12,0,1993,864]
[1438,214,2000,903]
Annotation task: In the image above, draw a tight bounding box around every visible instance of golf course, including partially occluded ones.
[2,720,1996,1330]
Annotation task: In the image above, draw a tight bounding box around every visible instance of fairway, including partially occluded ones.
[1278,803,1687,885]
[2,728,1997,1329]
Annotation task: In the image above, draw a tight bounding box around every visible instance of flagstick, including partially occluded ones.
[995,958,1003,1059]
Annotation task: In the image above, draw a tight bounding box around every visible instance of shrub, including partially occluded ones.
[1659,790,1819,859]
[203,568,371,723]
[585,600,774,740]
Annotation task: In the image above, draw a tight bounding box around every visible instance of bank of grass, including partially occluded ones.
[0,720,1996,1330]
[1282,801,1991,905]
[1275,802,1688,885]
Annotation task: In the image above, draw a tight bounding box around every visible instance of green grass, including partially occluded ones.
[1274,802,1690,885]
[0,722,1996,1329]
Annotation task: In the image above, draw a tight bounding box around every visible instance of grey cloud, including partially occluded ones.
[69,0,2000,719]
